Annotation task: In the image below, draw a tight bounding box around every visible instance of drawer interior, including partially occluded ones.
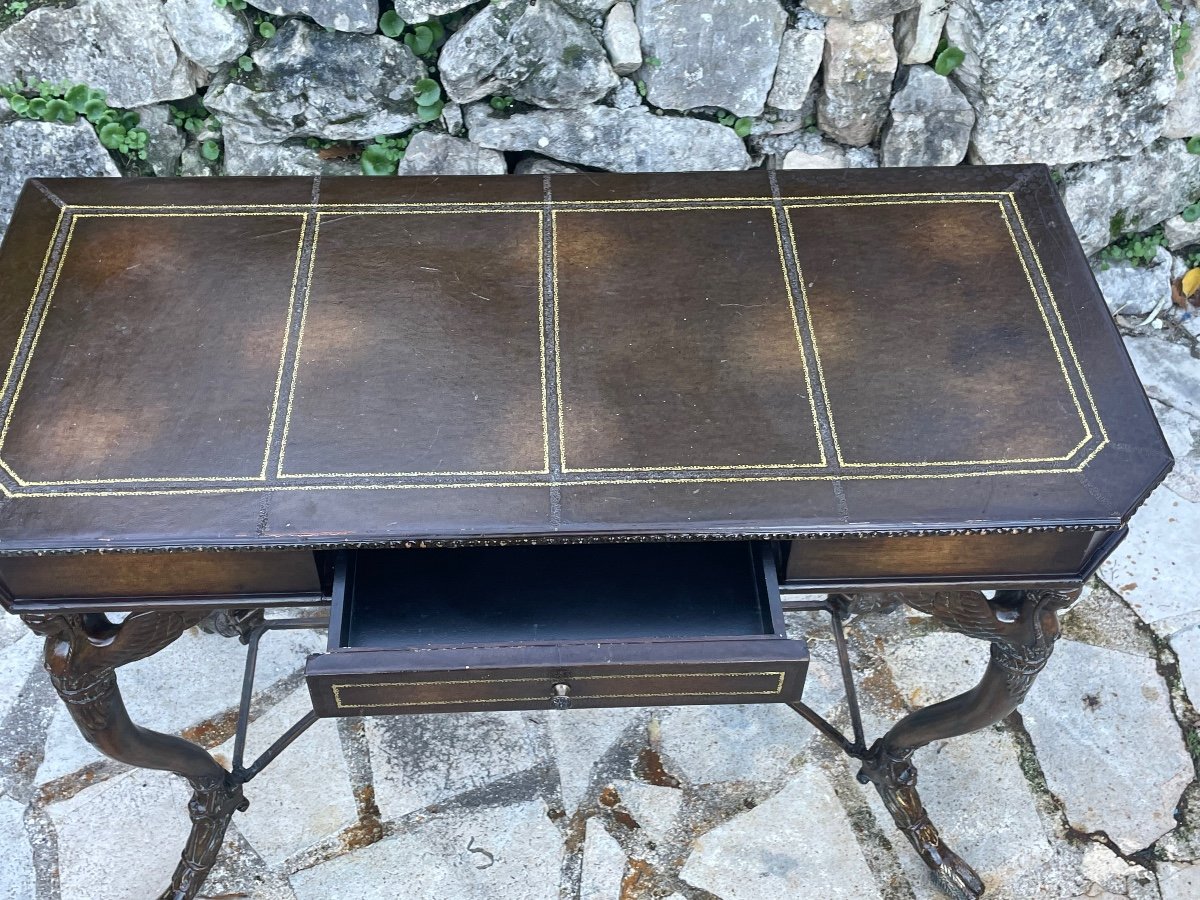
[332,541,783,650]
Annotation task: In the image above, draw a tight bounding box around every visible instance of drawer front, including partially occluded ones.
[307,639,807,717]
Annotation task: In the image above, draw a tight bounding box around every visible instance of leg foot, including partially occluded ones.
[840,588,1078,898]
[161,773,249,900]
[857,740,983,900]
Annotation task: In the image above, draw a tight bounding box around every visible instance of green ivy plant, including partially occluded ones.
[361,133,411,175]
[926,40,964,76]
[488,94,515,112]
[380,9,404,38]
[1097,227,1167,269]
[1187,135,1200,154]
[170,99,220,136]
[1175,22,1193,79]
[201,139,222,162]
[1,79,149,160]
[413,77,444,122]
[1181,200,1200,223]
[213,0,247,9]
[717,111,753,138]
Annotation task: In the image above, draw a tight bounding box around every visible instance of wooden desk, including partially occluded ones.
[0,168,1171,899]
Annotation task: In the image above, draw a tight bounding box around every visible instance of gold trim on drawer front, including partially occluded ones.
[329,670,788,710]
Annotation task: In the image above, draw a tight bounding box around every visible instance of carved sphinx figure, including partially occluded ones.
[21,610,248,900]
[844,588,1077,899]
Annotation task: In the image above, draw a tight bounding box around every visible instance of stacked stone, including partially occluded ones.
[0,0,1198,296]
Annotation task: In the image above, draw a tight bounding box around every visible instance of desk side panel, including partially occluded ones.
[0,550,321,601]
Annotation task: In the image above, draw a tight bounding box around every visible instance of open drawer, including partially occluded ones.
[306,541,808,716]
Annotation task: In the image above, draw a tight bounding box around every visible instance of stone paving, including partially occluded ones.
[0,328,1198,899]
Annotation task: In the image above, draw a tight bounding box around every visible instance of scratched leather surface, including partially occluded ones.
[0,168,1171,552]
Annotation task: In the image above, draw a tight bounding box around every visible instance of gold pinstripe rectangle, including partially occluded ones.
[329,670,788,709]
[0,191,1108,498]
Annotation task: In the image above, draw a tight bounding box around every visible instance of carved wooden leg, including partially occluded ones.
[21,611,248,900]
[849,588,1078,900]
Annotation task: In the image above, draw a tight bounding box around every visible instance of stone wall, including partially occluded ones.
[0,0,1199,305]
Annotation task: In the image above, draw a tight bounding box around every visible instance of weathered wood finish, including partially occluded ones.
[0,550,321,602]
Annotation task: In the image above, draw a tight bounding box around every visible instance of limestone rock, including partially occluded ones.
[636,0,788,117]
[396,131,507,175]
[439,0,618,109]
[603,2,642,76]
[163,0,251,71]
[0,794,33,900]
[781,133,848,169]
[514,155,583,174]
[0,0,196,108]
[580,821,626,900]
[946,0,1175,165]
[1060,139,1200,256]
[0,120,120,242]
[1092,247,1174,317]
[895,0,951,64]
[221,129,359,176]
[818,17,897,146]
[881,65,974,167]
[392,0,477,24]
[609,77,644,109]
[558,0,619,20]
[255,0,378,33]
[205,20,427,143]
[290,799,563,898]
[133,104,185,177]
[679,766,881,898]
[803,0,919,22]
[1165,5,1200,138]
[767,22,824,111]
[465,104,752,171]
[1165,212,1200,250]
[1023,639,1192,851]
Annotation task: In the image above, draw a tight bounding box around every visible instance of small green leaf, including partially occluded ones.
[98,122,125,150]
[119,110,140,129]
[934,46,965,76]
[417,99,444,122]
[361,143,398,175]
[64,84,90,112]
[7,94,28,115]
[405,25,433,55]
[26,97,46,119]
[379,9,404,37]
[646,55,661,67]
[1188,136,1200,155]
[636,79,647,97]
[733,116,753,138]
[259,21,276,38]
[425,18,444,44]
[201,139,221,161]
[413,77,441,106]
[238,55,254,72]
[44,98,75,123]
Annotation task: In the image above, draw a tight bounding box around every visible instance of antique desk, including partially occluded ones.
[0,169,1171,899]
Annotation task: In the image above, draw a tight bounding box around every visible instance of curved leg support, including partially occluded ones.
[848,588,1078,899]
[22,611,248,900]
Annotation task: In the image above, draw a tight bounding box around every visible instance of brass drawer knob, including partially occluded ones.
[552,683,571,710]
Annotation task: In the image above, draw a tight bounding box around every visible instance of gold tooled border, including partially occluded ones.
[0,191,1107,498]
[0,211,308,486]
[330,670,788,709]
